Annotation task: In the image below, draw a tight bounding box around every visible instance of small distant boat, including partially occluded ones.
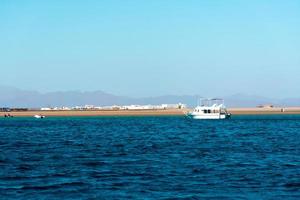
[34,115,45,119]
[187,98,231,120]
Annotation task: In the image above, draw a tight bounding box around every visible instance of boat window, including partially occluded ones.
[203,110,207,113]
[207,110,211,113]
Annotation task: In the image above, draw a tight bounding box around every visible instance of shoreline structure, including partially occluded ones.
[1,107,300,117]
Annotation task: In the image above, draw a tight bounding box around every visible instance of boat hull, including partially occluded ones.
[188,113,231,120]
[34,115,45,119]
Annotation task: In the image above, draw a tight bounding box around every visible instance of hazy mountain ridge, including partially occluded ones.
[0,86,299,108]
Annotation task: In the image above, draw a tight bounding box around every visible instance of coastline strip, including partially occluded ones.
[0,109,186,117]
[1,107,300,117]
[0,107,300,117]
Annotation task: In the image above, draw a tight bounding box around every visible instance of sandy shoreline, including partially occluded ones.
[1,107,300,117]
[228,107,300,115]
[0,109,186,117]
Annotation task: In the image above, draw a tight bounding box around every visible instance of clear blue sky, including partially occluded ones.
[0,0,299,98]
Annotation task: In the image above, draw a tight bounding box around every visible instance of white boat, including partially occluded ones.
[187,98,231,120]
[34,115,45,119]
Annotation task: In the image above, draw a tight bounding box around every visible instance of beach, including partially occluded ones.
[1,107,300,117]
[228,107,300,115]
[0,109,187,117]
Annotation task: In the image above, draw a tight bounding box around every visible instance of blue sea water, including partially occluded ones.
[0,115,300,199]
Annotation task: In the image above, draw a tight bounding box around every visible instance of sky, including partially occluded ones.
[0,0,299,98]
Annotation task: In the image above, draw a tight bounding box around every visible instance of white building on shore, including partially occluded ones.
[40,103,186,111]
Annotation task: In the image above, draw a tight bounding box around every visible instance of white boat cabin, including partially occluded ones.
[189,98,231,120]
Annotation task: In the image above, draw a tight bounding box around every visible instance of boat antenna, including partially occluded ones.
[196,95,204,106]
[197,95,201,106]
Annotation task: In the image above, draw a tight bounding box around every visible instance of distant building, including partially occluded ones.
[257,104,274,108]
[10,108,28,111]
[161,103,186,109]
[84,105,95,110]
[41,107,52,111]
[73,106,83,110]
[111,105,121,110]
[38,103,187,111]
[0,107,11,112]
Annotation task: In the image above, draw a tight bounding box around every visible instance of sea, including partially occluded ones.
[0,115,300,199]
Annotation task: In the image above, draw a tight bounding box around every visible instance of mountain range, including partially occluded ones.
[0,86,299,108]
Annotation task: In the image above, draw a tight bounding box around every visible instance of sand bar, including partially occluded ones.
[1,107,300,117]
[228,107,300,115]
[0,109,187,117]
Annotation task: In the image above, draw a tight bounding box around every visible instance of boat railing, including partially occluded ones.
[199,98,225,107]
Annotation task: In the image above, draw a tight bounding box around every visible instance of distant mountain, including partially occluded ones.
[0,86,299,108]
[222,93,277,107]
[279,98,300,107]
[0,86,131,108]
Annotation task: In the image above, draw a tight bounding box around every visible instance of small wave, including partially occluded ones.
[20,181,87,191]
[284,182,300,188]
[81,161,106,167]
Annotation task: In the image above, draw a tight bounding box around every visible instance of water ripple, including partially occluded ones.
[0,116,300,199]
